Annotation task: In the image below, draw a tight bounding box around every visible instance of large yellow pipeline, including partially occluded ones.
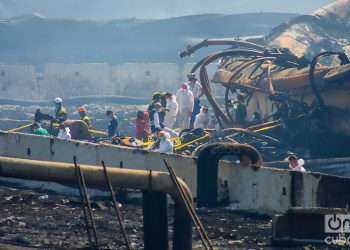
[0,156,192,203]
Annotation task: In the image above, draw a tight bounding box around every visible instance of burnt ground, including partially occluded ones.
[0,184,335,250]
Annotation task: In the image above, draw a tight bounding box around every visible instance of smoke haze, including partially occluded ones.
[0,0,334,20]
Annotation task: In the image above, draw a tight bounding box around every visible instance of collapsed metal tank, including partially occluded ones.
[180,0,350,158]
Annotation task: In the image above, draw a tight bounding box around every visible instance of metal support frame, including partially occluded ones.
[142,191,169,250]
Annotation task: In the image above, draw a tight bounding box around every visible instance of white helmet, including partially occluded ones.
[54,97,63,104]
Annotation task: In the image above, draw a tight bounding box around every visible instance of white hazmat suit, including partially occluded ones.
[57,127,71,140]
[164,95,178,129]
[194,108,210,129]
[176,85,194,130]
[156,132,174,154]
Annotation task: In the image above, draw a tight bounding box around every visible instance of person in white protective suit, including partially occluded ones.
[194,106,210,129]
[154,131,174,154]
[57,123,72,140]
[164,92,178,129]
[176,83,194,130]
[287,155,306,172]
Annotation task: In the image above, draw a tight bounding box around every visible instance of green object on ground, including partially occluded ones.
[33,128,50,136]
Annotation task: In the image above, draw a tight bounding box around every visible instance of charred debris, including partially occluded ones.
[180,10,350,159]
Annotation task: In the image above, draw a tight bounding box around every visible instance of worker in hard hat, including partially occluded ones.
[78,106,91,128]
[176,83,194,130]
[54,97,67,122]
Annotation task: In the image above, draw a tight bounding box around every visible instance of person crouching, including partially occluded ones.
[57,123,71,140]
[153,130,173,154]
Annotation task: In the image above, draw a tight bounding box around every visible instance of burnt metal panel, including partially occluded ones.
[317,174,350,208]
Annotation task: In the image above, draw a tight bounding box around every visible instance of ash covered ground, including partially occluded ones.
[0,183,330,250]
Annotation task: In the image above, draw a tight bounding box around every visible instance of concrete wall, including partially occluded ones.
[0,62,224,100]
[219,161,291,214]
[0,131,197,195]
[0,64,37,100]
[219,161,323,214]
[1,131,349,214]
[112,63,180,97]
[41,63,113,99]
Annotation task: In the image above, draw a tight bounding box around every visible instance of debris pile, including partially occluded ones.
[267,0,350,59]
[180,1,350,159]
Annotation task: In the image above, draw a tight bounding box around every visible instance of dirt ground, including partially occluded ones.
[0,182,333,250]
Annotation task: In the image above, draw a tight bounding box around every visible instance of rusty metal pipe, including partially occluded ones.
[0,156,193,250]
[180,38,266,58]
[309,51,350,108]
[0,156,192,204]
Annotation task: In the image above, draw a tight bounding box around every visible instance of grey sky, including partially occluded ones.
[0,0,335,20]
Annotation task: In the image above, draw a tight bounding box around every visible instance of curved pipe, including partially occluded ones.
[190,49,263,74]
[188,44,309,126]
[180,39,265,58]
[196,142,262,207]
[309,52,350,108]
[228,57,277,83]
[198,49,266,125]
[190,48,304,75]
[197,50,308,122]
[0,156,192,204]
[223,58,277,121]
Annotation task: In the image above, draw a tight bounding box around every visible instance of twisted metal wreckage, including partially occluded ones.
[180,1,350,159]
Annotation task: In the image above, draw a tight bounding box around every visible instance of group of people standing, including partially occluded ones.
[135,73,212,140]
[26,80,309,170]
[31,97,120,141]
